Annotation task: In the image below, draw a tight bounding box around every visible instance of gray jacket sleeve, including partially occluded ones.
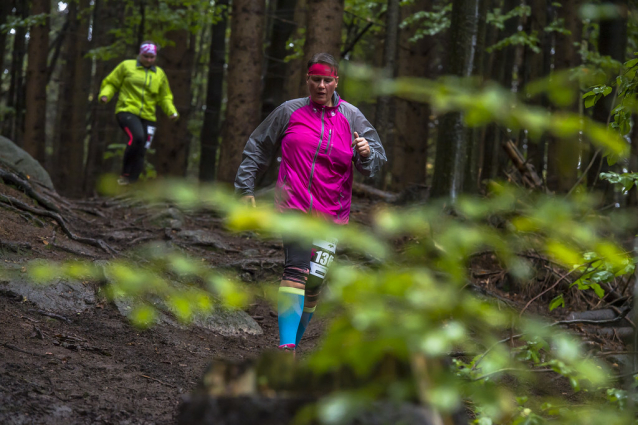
[351,108,387,178]
[234,102,292,196]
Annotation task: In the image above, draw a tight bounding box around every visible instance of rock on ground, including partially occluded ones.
[0,136,55,190]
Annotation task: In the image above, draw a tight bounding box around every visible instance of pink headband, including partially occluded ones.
[308,63,337,77]
[140,43,157,56]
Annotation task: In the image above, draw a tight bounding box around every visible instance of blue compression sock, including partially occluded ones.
[278,287,305,347]
[295,307,315,346]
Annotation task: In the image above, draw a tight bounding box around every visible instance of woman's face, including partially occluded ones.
[307,74,339,106]
[139,53,157,68]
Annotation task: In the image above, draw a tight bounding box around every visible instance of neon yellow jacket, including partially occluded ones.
[99,59,178,122]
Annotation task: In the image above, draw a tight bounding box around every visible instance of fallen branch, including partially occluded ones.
[1,342,48,357]
[519,266,578,317]
[0,193,116,255]
[352,182,399,203]
[28,309,72,323]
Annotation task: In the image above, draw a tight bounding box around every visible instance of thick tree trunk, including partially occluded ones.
[23,0,50,165]
[153,28,195,177]
[84,0,122,194]
[217,0,266,183]
[390,0,434,191]
[545,0,582,193]
[371,0,400,189]
[55,0,92,197]
[430,0,487,200]
[199,0,229,182]
[298,0,344,95]
[262,0,298,119]
[284,0,307,100]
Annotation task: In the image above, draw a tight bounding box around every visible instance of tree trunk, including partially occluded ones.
[481,0,518,183]
[199,0,229,182]
[84,0,123,194]
[298,0,344,95]
[284,0,307,100]
[523,0,549,181]
[0,1,12,81]
[4,0,28,145]
[54,0,92,197]
[462,0,488,193]
[430,0,487,200]
[23,0,50,165]
[153,27,195,177]
[217,0,266,183]
[587,0,627,200]
[545,0,582,193]
[390,0,434,191]
[262,0,298,119]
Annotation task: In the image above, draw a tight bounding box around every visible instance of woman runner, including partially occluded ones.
[99,41,179,185]
[234,52,387,353]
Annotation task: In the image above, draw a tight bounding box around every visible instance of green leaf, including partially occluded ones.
[549,294,565,311]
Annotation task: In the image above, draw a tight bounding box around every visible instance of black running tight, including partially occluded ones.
[116,112,156,182]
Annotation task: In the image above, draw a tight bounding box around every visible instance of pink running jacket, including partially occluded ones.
[234,93,386,224]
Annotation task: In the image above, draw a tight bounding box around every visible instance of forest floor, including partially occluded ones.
[0,175,628,424]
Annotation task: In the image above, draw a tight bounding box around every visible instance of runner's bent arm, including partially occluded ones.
[98,61,127,102]
[158,72,179,118]
[235,102,291,197]
[352,109,387,177]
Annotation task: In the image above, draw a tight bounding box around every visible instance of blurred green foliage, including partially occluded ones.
[28,174,638,424]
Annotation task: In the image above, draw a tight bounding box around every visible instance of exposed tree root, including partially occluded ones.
[0,193,117,255]
[0,169,62,213]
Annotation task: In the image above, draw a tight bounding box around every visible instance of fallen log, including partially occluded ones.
[501,140,544,190]
[352,182,399,203]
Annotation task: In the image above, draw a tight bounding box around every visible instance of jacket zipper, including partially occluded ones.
[139,68,148,116]
[325,129,332,154]
[307,109,325,212]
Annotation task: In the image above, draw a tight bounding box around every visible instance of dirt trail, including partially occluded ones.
[0,182,377,424]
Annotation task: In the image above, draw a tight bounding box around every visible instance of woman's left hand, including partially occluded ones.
[353,132,371,158]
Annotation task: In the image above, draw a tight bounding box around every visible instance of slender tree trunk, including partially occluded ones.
[587,0,627,200]
[462,0,488,193]
[546,0,582,193]
[54,0,92,197]
[298,0,344,95]
[481,0,518,182]
[84,0,122,194]
[391,0,434,191]
[199,0,229,182]
[370,0,400,189]
[431,0,487,200]
[4,0,28,145]
[23,0,50,164]
[153,27,196,176]
[523,0,549,181]
[262,0,298,119]
[217,0,266,183]
[0,1,12,80]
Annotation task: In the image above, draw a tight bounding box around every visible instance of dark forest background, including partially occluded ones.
[0,0,635,202]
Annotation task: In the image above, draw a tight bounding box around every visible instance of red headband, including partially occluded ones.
[308,63,337,77]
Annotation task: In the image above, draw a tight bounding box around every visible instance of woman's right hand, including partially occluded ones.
[242,195,256,207]
[100,96,108,103]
